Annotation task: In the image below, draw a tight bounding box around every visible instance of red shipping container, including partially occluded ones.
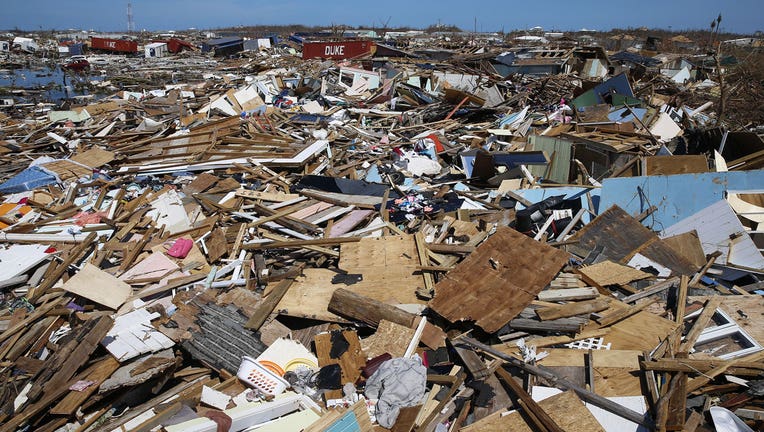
[302,40,374,60]
[90,37,138,54]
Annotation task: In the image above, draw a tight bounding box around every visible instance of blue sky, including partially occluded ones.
[2,0,762,34]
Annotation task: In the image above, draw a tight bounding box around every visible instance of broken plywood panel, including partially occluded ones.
[644,155,708,176]
[61,263,131,309]
[70,147,115,168]
[578,260,651,286]
[361,319,416,359]
[570,205,696,275]
[431,227,569,333]
[661,231,707,269]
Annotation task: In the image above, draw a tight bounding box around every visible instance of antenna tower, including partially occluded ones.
[127,3,135,33]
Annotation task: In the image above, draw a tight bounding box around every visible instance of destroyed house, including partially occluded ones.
[202,36,244,57]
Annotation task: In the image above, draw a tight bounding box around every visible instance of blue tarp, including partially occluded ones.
[0,166,57,194]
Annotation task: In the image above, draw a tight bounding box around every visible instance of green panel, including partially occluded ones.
[528,135,573,184]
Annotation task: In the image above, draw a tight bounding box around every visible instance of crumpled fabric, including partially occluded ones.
[364,356,427,428]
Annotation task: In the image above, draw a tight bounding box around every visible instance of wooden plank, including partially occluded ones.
[50,356,121,415]
[234,188,299,202]
[537,287,600,302]
[595,298,658,327]
[242,236,360,250]
[431,227,569,333]
[621,277,680,304]
[640,357,764,375]
[244,277,296,330]
[679,297,723,353]
[328,288,416,328]
[675,276,689,324]
[536,298,610,321]
[686,351,764,393]
[61,263,132,309]
[495,367,565,432]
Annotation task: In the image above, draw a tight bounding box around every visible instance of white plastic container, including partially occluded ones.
[236,356,289,396]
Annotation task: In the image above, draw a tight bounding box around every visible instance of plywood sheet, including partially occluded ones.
[361,319,416,359]
[644,155,708,176]
[603,309,678,351]
[70,147,115,168]
[578,260,651,286]
[431,227,569,333]
[338,235,425,300]
[61,263,132,309]
[460,390,605,432]
[662,231,707,268]
[570,206,656,262]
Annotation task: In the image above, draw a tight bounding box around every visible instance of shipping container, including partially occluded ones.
[302,40,375,60]
[90,37,138,54]
[159,38,195,54]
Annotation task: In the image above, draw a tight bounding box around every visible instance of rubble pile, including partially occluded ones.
[1,32,764,432]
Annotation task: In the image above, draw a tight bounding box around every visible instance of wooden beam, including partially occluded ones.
[679,296,723,353]
[495,367,565,432]
[536,298,610,321]
[244,276,297,331]
[458,336,655,429]
[242,236,360,250]
[595,298,657,327]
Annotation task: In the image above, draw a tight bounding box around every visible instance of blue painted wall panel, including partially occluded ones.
[599,170,764,232]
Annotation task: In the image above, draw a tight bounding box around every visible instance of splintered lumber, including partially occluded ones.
[640,357,764,375]
[328,288,416,328]
[620,277,680,303]
[26,315,114,403]
[50,356,121,415]
[242,236,360,250]
[244,277,296,330]
[457,335,654,429]
[536,298,610,321]
[595,298,658,327]
[686,351,764,393]
[679,296,723,353]
[495,367,565,432]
